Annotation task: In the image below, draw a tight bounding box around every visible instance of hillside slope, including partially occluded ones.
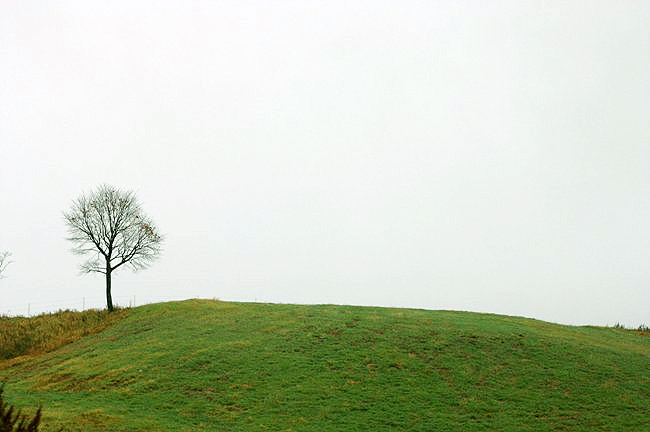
[1,299,649,431]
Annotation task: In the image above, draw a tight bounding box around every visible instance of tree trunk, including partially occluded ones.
[106,266,113,312]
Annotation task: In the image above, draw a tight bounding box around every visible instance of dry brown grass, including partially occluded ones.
[0,308,128,361]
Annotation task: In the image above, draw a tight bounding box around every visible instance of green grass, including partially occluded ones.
[1,299,649,431]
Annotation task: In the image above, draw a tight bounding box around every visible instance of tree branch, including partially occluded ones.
[64,184,163,279]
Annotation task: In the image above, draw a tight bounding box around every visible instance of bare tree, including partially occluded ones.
[0,251,12,279]
[63,184,163,312]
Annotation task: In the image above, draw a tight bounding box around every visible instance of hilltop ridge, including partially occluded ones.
[1,299,649,431]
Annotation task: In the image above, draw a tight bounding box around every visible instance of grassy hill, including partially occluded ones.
[1,299,649,431]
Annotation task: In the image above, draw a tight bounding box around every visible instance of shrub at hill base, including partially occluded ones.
[0,386,41,432]
[0,308,127,361]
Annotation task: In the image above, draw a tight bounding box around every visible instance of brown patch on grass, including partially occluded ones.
[636,328,650,337]
[71,409,120,430]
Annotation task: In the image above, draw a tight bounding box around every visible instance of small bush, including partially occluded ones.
[0,385,41,432]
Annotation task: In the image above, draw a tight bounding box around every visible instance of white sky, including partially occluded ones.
[1,1,648,326]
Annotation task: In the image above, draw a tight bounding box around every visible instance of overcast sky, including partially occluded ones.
[1,1,648,327]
